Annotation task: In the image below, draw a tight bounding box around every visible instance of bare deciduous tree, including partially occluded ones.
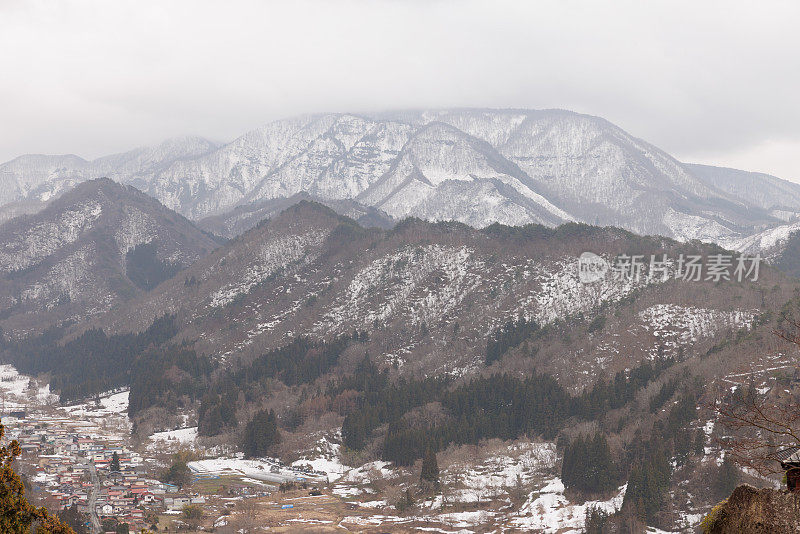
[710,321,800,475]
[236,497,260,532]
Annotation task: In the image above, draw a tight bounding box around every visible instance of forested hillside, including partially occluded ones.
[3,201,799,530]
[0,178,220,336]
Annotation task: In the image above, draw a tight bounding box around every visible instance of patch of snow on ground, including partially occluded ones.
[0,364,34,397]
[0,364,57,407]
[338,461,395,484]
[291,436,346,481]
[150,427,198,445]
[64,390,129,416]
[510,478,626,533]
[189,456,325,484]
[359,500,387,508]
[639,304,756,344]
[435,510,495,528]
[444,441,557,504]
[332,460,397,498]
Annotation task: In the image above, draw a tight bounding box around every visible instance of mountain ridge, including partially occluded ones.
[66,199,778,378]
[5,198,797,533]
[3,108,798,248]
[0,177,220,336]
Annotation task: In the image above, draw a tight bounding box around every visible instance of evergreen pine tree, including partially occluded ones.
[420,448,439,486]
[562,433,617,494]
[714,454,739,500]
[163,457,191,488]
[58,504,88,534]
[242,409,281,458]
[110,451,120,472]
[622,443,671,523]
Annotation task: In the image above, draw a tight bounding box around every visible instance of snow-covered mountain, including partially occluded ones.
[0,178,220,336]
[7,200,796,533]
[197,193,395,239]
[70,200,781,377]
[686,163,800,223]
[4,109,800,243]
[0,136,218,205]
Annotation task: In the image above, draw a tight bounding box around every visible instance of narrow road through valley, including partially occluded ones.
[88,462,100,534]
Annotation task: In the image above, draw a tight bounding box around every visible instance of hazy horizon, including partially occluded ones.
[2,0,800,182]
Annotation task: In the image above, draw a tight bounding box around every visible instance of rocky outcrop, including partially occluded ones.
[703,484,800,534]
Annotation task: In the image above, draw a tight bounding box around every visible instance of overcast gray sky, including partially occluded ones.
[2,0,799,180]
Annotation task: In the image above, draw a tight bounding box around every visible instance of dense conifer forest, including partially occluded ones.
[2,315,179,401]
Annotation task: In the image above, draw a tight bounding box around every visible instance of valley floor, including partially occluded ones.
[0,362,744,532]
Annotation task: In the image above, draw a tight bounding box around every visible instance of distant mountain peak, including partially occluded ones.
[3,109,800,247]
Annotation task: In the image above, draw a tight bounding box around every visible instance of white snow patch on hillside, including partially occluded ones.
[331,460,398,498]
[721,220,800,256]
[114,207,157,256]
[150,427,198,445]
[0,364,57,406]
[434,510,496,528]
[338,461,396,484]
[639,304,756,344]
[0,201,102,272]
[291,436,346,481]
[0,364,36,398]
[511,478,626,533]
[662,208,736,243]
[317,244,481,331]
[189,456,325,484]
[209,231,328,308]
[444,441,557,504]
[64,390,129,416]
[20,246,92,305]
[524,257,663,325]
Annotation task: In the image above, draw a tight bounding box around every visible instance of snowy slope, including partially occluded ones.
[74,200,779,379]
[0,178,219,335]
[0,109,792,244]
[687,163,800,222]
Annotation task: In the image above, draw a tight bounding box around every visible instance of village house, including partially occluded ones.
[773,446,800,491]
[76,438,95,451]
[163,495,192,510]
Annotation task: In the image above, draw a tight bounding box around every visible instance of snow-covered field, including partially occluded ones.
[149,426,198,445]
[189,456,325,484]
[291,436,347,482]
[441,441,557,504]
[511,478,626,533]
[0,364,58,408]
[63,390,129,417]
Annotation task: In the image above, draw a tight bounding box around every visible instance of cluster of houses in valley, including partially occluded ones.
[6,415,205,530]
